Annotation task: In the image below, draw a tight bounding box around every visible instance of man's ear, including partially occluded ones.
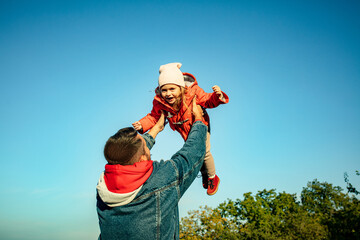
[138,155,148,162]
[138,140,149,162]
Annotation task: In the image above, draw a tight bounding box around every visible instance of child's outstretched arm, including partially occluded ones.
[194,85,229,109]
[133,100,163,133]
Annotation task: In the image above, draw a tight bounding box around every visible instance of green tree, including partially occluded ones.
[344,170,360,195]
[180,187,327,239]
[218,189,327,240]
[180,179,360,239]
[180,205,239,240]
[301,179,360,240]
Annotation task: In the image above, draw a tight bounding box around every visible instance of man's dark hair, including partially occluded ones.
[104,127,143,165]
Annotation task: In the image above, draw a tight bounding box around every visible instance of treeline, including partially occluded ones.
[180,177,360,240]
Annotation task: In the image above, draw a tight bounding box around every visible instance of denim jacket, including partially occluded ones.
[97,121,207,240]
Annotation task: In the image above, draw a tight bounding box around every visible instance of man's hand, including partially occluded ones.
[192,96,204,122]
[132,121,143,131]
[212,85,224,100]
[148,112,165,139]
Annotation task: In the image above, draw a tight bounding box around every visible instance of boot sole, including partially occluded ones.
[207,178,220,196]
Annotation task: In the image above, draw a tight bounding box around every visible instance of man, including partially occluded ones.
[96,99,207,239]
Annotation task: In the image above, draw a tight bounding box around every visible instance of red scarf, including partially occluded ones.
[104,161,153,193]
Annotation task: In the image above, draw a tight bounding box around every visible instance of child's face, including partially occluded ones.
[160,84,182,105]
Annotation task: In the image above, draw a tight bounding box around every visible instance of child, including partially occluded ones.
[132,62,229,195]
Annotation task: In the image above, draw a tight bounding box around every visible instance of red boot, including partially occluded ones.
[207,175,220,195]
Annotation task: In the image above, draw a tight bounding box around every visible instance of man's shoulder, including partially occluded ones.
[137,160,178,195]
[150,160,179,179]
[151,159,176,171]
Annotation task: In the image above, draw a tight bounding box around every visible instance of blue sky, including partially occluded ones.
[0,0,359,239]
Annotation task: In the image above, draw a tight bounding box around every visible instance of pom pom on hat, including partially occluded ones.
[158,62,185,88]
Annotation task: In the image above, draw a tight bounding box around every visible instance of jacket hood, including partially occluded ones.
[96,161,153,207]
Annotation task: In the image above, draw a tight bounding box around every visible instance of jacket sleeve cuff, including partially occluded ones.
[219,92,229,104]
[142,133,155,150]
[193,120,207,126]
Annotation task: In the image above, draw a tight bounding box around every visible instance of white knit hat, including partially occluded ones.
[158,62,185,88]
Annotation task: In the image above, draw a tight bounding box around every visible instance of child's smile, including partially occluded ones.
[165,96,176,104]
[160,84,182,106]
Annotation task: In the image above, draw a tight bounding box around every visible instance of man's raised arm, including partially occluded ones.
[170,97,208,197]
[141,112,165,150]
[147,112,165,139]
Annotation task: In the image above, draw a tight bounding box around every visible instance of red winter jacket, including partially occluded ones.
[138,73,229,140]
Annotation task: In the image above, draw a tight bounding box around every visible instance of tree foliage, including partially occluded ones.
[180,179,360,240]
[344,170,360,195]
